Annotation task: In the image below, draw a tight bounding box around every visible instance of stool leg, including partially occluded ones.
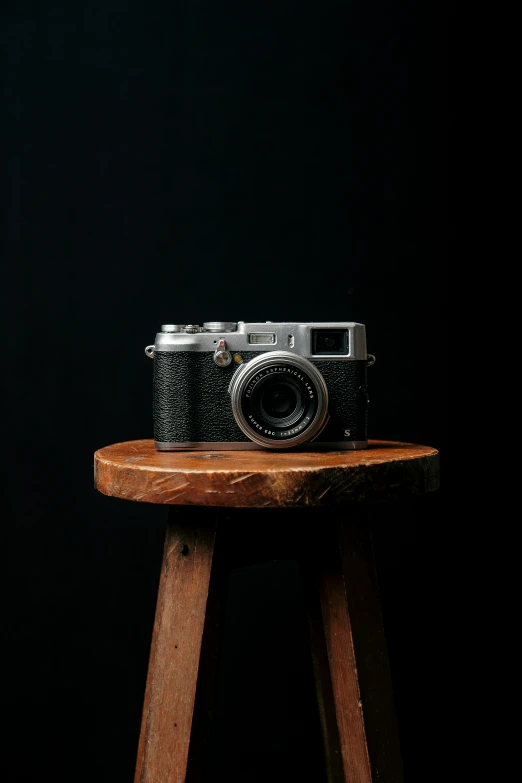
[185,515,238,782]
[134,506,220,783]
[300,509,404,783]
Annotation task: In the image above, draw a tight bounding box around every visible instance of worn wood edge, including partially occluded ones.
[94,439,438,473]
[93,442,440,508]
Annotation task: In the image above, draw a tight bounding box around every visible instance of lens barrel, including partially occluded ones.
[228,351,329,448]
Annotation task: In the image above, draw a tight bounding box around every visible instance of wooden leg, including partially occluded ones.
[303,564,345,783]
[134,506,220,783]
[336,510,404,783]
[299,508,404,783]
[185,513,238,782]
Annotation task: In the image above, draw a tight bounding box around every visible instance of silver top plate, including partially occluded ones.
[153,322,368,360]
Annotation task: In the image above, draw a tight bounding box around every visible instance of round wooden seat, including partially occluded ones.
[94,438,439,508]
[94,439,440,783]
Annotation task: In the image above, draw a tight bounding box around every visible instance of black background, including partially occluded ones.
[4,1,447,781]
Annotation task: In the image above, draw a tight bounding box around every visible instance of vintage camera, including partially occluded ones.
[145,321,375,451]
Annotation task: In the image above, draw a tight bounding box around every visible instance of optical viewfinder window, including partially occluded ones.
[311,329,349,355]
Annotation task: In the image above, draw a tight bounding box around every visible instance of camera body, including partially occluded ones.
[145,321,374,451]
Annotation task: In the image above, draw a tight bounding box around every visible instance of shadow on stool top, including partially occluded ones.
[94,439,440,508]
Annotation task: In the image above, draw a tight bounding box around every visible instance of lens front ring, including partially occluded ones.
[228,351,329,448]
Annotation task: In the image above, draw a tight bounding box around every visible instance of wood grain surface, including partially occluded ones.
[94,439,439,508]
[336,513,404,782]
[133,508,218,783]
[299,510,404,783]
[315,545,372,783]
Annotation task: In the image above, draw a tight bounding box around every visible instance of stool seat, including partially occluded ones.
[94,438,439,507]
[94,439,440,783]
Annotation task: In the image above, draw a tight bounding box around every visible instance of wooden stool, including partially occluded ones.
[94,439,440,783]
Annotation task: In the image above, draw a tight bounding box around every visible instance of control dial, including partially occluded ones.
[161,324,184,332]
[203,321,237,333]
[213,338,232,367]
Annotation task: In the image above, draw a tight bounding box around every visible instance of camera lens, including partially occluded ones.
[262,383,298,417]
[228,351,329,448]
[251,377,305,428]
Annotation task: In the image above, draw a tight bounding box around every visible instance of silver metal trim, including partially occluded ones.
[154,440,368,451]
[155,441,261,451]
[152,322,369,360]
[145,345,155,358]
[227,351,329,448]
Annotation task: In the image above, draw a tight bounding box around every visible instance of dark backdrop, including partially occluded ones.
[4,1,447,781]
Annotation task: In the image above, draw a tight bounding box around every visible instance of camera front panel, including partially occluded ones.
[153,350,369,449]
[153,350,259,445]
[312,359,369,444]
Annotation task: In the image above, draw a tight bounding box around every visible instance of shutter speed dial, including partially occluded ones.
[203,322,237,333]
[160,324,203,333]
[161,322,237,333]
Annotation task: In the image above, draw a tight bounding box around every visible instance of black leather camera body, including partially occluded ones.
[145,321,375,451]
